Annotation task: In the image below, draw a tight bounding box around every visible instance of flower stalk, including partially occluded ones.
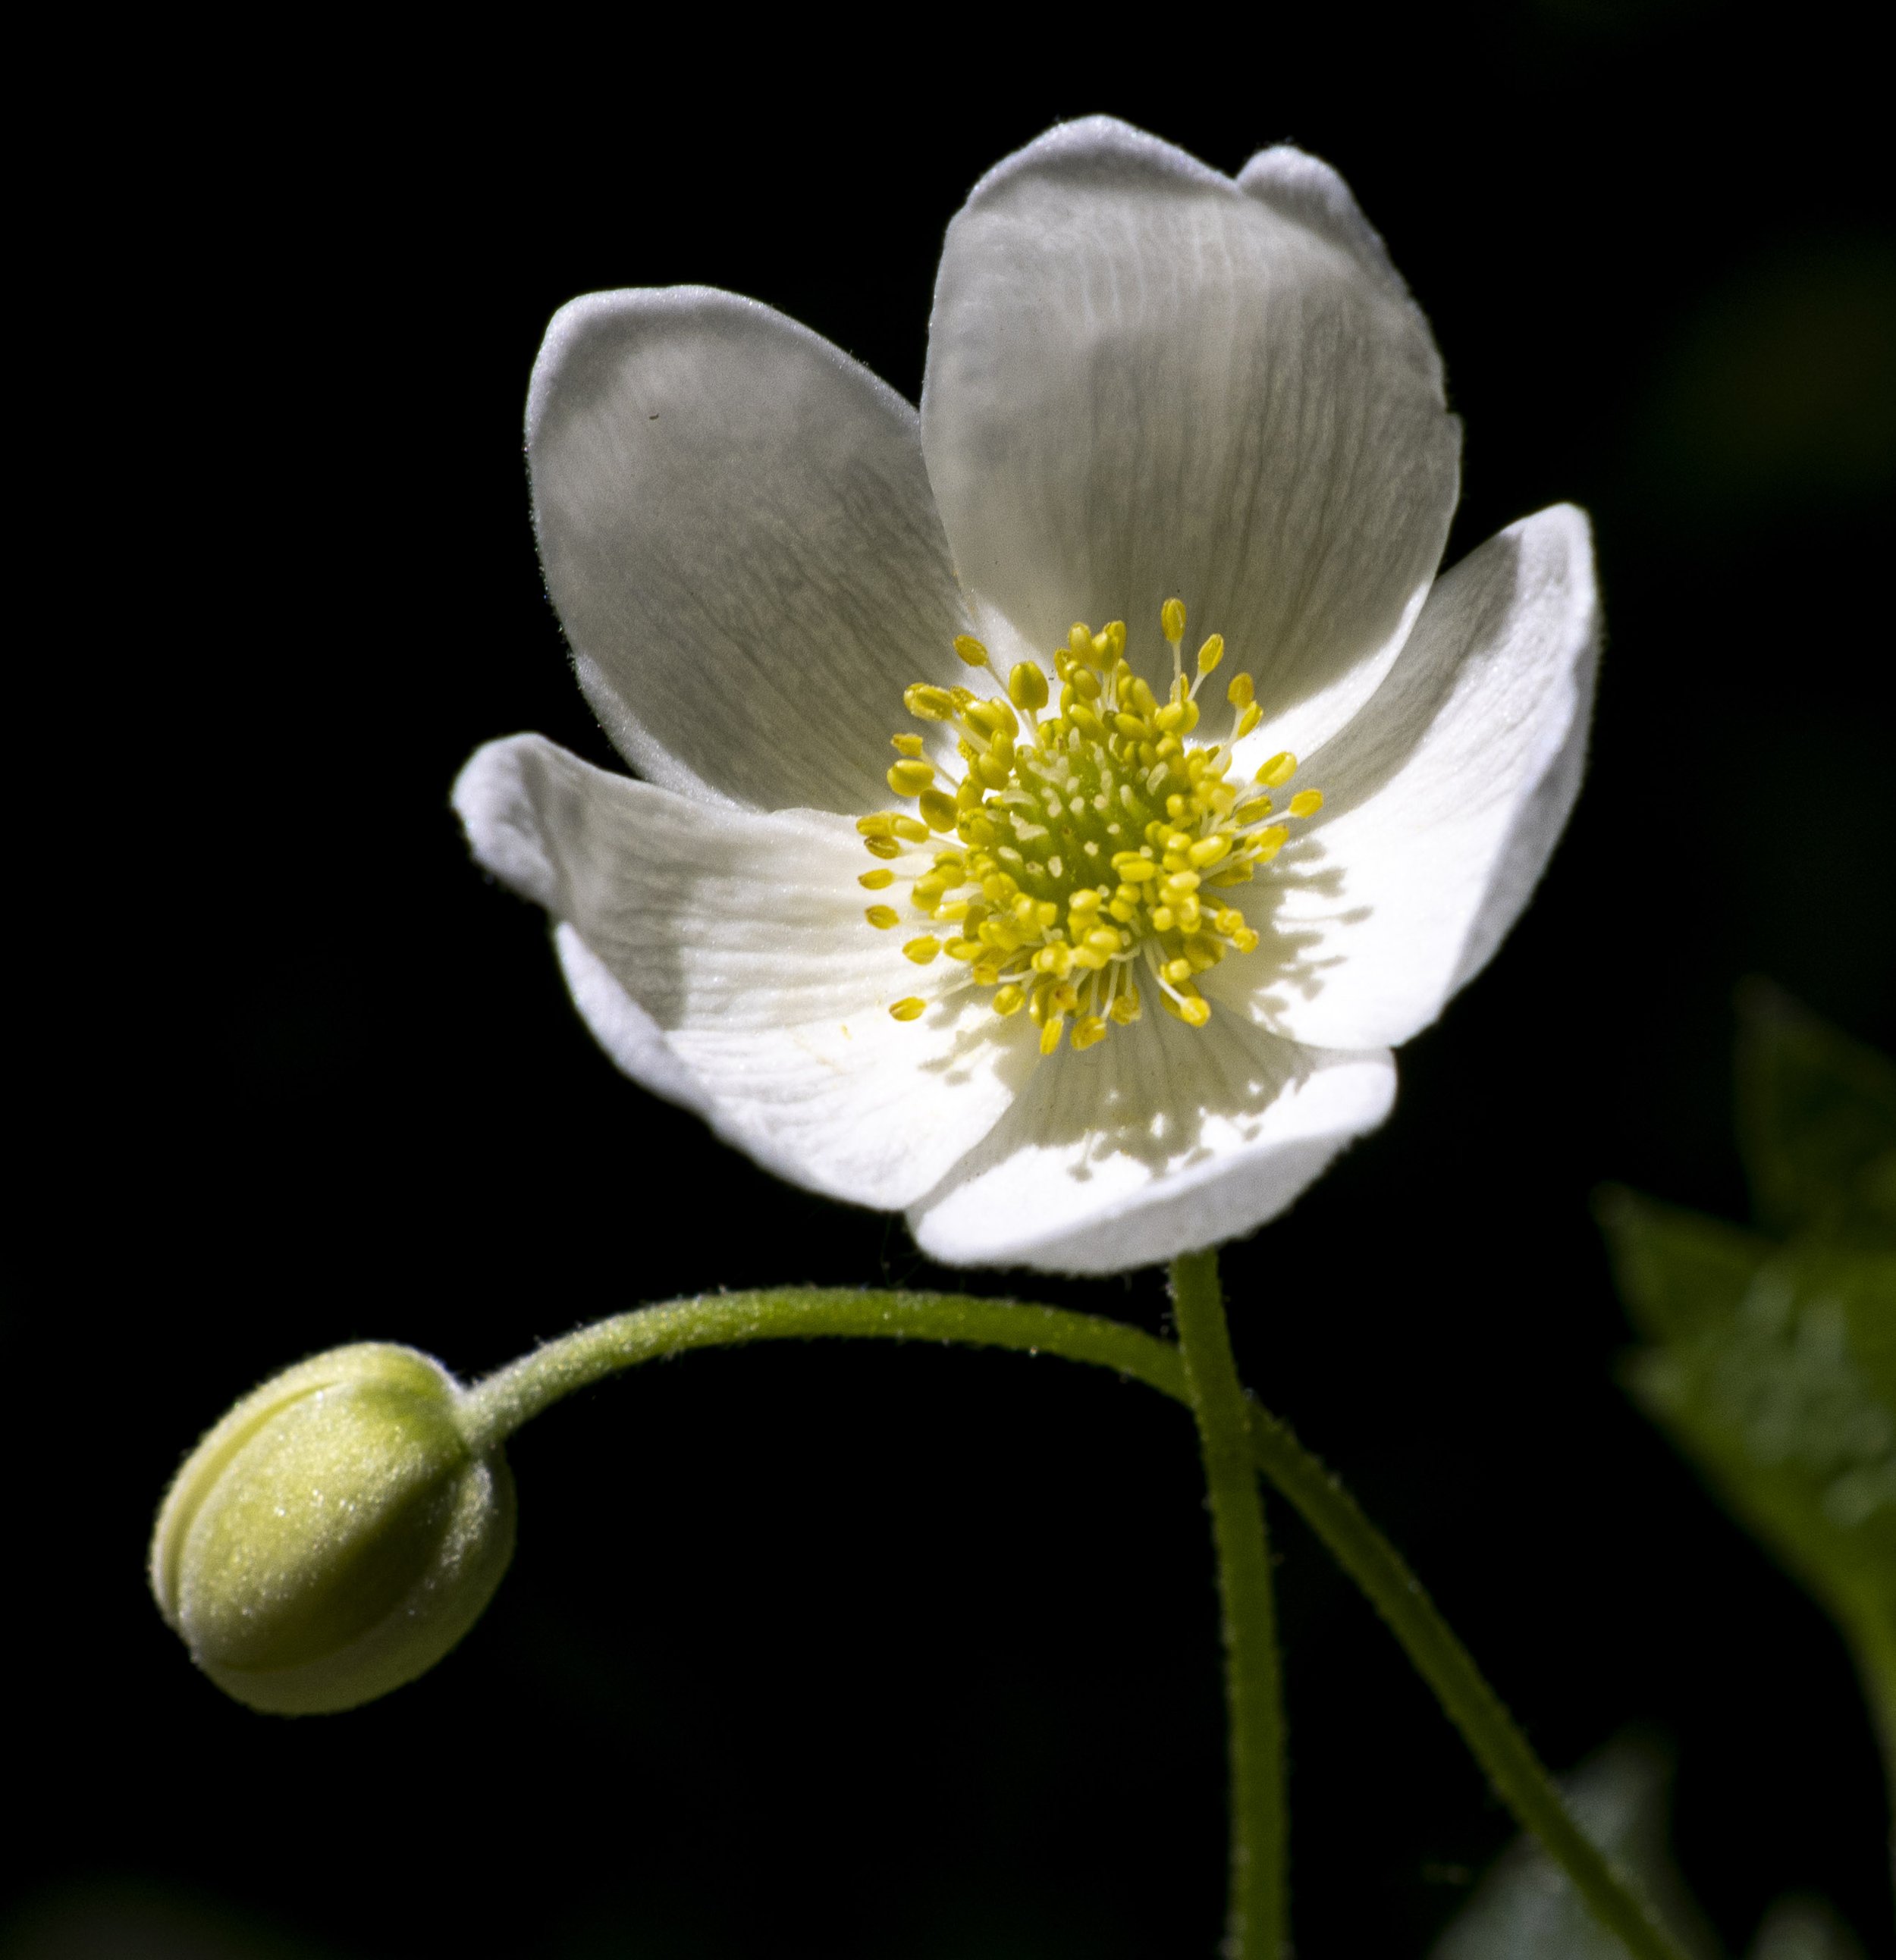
[1169,1250,1287,1959]
[457,1287,1690,1960]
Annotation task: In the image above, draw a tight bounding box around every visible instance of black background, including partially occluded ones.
[11,5,1894,1955]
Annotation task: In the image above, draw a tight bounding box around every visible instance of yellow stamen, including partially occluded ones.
[1009,662,1049,713]
[889,998,926,1021]
[857,601,1320,1058]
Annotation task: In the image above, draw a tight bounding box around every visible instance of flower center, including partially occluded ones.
[858,602,1323,1055]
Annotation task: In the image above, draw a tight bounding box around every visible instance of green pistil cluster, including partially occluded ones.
[859,604,1322,1054]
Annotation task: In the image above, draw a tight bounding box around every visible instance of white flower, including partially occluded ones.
[454,118,1598,1275]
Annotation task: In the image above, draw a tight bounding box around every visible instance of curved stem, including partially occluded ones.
[457,1287,1689,1960]
[1171,1250,1287,1960]
[457,1287,1184,1451]
[1243,1402,1689,1960]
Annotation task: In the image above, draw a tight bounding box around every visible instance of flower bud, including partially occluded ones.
[150,1343,514,1715]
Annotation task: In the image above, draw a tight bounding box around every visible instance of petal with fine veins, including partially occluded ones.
[530,287,970,814]
[1235,505,1599,1051]
[909,1013,1395,1273]
[454,734,1028,1207]
[921,116,1460,761]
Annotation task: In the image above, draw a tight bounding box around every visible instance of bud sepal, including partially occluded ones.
[150,1343,514,1715]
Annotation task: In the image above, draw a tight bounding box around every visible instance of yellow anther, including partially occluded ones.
[1256,751,1297,788]
[867,599,1301,1053]
[1009,662,1049,713]
[918,788,960,832]
[905,683,956,721]
[890,998,926,1021]
[1288,789,1324,819]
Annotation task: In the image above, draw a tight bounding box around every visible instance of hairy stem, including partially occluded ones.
[1170,1250,1287,1960]
[458,1287,1690,1960]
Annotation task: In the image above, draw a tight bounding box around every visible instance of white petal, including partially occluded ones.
[909,1013,1395,1274]
[921,117,1460,761]
[1241,505,1600,1050]
[1235,145,1414,310]
[454,735,1029,1206]
[529,288,971,814]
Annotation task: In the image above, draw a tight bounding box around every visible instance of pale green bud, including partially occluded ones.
[150,1343,514,1715]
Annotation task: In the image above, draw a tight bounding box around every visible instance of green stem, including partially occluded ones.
[1242,1401,1689,1960]
[1170,1250,1287,1960]
[457,1287,1690,1960]
[457,1288,1181,1450]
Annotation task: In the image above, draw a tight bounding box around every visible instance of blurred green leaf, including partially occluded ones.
[1747,1896,1867,1960]
[1736,980,1896,1239]
[1431,1739,1869,1959]
[1596,1190,1772,1343]
[1430,1736,1716,1959]
[1620,1237,1896,1637]
[1602,988,1896,1809]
